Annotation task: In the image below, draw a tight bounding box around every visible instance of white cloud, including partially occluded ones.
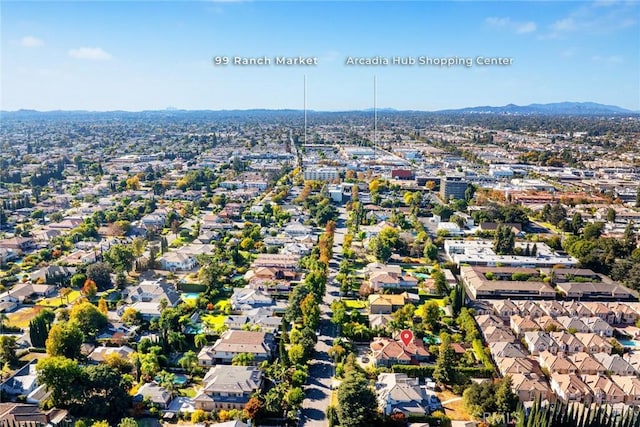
[516,22,537,34]
[547,2,637,38]
[20,36,44,47]
[485,17,537,34]
[68,47,113,61]
[485,17,511,27]
[592,55,624,63]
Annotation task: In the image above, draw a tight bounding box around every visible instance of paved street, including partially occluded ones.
[299,207,347,426]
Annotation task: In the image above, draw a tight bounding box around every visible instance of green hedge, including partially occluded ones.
[392,365,494,381]
[392,365,435,378]
[177,283,207,293]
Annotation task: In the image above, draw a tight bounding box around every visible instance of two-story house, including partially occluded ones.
[194,365,263,411]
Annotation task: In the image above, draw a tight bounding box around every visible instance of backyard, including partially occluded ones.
[37,290,82,308]
[7,306,48,328]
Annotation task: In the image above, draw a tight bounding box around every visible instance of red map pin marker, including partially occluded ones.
[400,329,413,346]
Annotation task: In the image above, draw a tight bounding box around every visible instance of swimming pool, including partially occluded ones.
[181,292,200,301]
[415,273,430,280]
[423,334,441,345]
[618,338,640,348]
[155,373,189,386]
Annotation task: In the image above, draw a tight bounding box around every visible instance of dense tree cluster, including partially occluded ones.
[37,356,131,421]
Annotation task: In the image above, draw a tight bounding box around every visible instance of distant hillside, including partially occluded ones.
[439,102,636,116]
[1,102,637,118]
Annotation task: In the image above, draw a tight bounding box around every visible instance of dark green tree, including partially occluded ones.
[29,308,55,348]
[337,371,378,427]
[495,375,518,414]
[86,262,113,290]
[103,244,135,272]
[571,212,584,235]
[493,225,515,255]
[433,334,456,385]
[0,336,18,366]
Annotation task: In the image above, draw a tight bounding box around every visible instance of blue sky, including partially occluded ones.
[2,1,639,111]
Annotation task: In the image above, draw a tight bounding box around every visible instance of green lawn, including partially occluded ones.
[177,386,197,398]
[37,290,82,307]
[343,299,367,310]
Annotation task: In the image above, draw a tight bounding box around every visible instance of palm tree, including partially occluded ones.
[353,323,369,342]
[232,352,255,366]
[194,333,208,349]
[167,331,187,352]
[178,350,198,373]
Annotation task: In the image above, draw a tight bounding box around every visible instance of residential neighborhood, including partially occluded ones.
[0,109,639,427]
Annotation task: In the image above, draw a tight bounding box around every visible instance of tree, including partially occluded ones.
[623,220,637,255]
[571,212,584,235]
[495,375,518,414]
[0,336,18,366]
[285,387,305,408]
[37,356,84,409]
[369,236,392,263]
[330,300,348,326]
[81,279,98,297]
[337,370,378,427]
[70,273,87,289]
[46,322,84,359]
[285,284,310,323]
[463,381,496,419]
[125,175,140,190]
[131,237,146,257]
[104,352,133,374]
[117,418,138,427]
[636,185,640,208]
[421,301,440,332]
[81,363,132,420]
[70,301,108,336]
[288,343,306,365]
[194,333,208,348]
[232,352,255,366]
[178,350,199,372]
[104,244,135,272]
[115,271,128,290]
[121,307,142,325]
[301,293,320,330]
[29,309,55,348]
[191,409,207,423]
[423,241,438,260]
[583,221,604,240]
[86,262,112,290]
[493,225,515,255]
[245,396,264,420]
[97,297,108,315]
[606,207,617,223]
[432,268,449,295]
[544,203,567,226]
[450,283,465,317]
[433,334,455,385]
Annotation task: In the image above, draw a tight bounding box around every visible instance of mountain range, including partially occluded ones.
[2,102,637,117]
[438,102,636,115]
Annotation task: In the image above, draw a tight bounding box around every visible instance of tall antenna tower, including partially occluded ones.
[373,75,377,160]
[304,75,307,146]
